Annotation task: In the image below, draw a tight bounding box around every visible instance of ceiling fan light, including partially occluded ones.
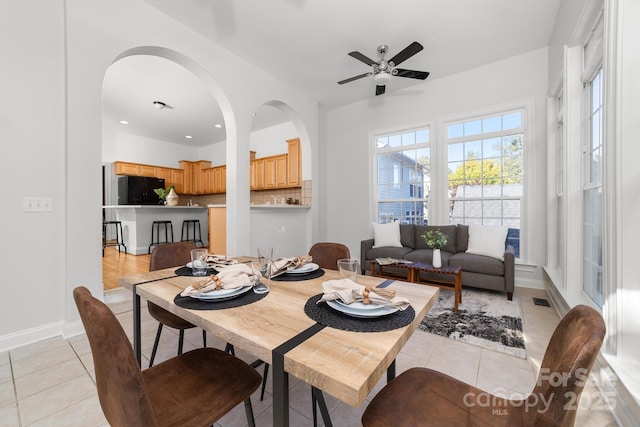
[373,72,391,85]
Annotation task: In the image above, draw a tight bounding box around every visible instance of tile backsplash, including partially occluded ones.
[182,180,311,207]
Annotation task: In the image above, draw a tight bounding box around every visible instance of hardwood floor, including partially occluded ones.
[102,246,150,290]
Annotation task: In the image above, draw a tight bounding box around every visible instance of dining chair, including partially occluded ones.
[73,286,261,427]
[308,242,351,270]
[362,304,606,427]
[260,242,351,427]
[147,241,205,367]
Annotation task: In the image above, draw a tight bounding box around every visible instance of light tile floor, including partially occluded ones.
[0,287,618,426]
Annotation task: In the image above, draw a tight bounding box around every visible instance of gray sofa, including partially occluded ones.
[360,224,515,300]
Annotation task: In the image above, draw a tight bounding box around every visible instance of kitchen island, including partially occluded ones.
[103,205,208,255]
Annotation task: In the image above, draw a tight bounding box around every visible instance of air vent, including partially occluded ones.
[533,297,551,307]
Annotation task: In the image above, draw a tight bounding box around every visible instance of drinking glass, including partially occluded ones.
[337,259,358,282]
[190,248,208,276]
[257,247,273,261]
[251,259,271,294]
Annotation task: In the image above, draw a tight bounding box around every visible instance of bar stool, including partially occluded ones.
[181,219,204,247]
[102,221,126,256]
[148,220,174,254]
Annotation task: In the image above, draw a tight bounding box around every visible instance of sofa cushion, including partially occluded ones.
[405,249,452,266]
[466,224,508,260]
[399,224,415,248]
[456,224,469,253]
[414,225,457,254]
[372,222,402,248]
[449,252,504,276]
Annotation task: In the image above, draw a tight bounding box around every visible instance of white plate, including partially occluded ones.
[334,300,387,311]
[190,286,251,301]
[286,263,319,274]
[326,300,398,318]
[186,262,216,270]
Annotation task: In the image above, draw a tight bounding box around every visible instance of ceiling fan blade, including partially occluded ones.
[395,69,430,80]
[389,41,423,66]
[348,51,378,66]
[375,85,386,96]
[338,72,372,85]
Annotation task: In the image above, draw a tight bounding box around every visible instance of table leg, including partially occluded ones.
[387,359,396,382]
[272,355,289,427]
[454,272,462,313]
[132,285,141,366]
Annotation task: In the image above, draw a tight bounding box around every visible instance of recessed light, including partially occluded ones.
[214,124,223,128]
[119,120,129,125]
[185,135,193,139]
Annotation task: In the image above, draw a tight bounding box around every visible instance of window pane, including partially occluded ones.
[448,143,464,162]
[402,132,415,146]
[448,123,463,139]
[464,120,482,136]
[483,137,502,158]
[388,134,401,147]
[503,112,522,129]
[416,129,429,144]
[482,116,501,133]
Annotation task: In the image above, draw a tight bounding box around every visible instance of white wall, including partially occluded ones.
[0,0,320,350]
[325,48,549,284]
[0,2,67,341]
[102,132,200,167]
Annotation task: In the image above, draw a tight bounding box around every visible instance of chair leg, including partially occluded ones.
[149,323,163,368]
[244,397,256,427]
[225,343,235,355]
[202,330,207,347]
[260,363,270,401]
[178,330,185,355]
[312,386,332,427]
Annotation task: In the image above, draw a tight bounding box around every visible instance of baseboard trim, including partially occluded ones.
[0,321,65,353]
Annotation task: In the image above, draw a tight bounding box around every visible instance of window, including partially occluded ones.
[446,111,524,257]
[375,129,430,224]
[583,68,603,307]
[556,92,565,271]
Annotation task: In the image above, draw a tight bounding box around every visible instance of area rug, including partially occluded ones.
[418,289,526,359]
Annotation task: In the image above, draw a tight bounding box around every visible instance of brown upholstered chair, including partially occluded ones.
[308,241,351,270]
[147,241,205,367]
[362,304,606,427]
[73,286,261,427]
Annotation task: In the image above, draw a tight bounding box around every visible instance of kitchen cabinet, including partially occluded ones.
[208,207,226,255]
[250,159,266,190]
[114,161,157,177]
[212,165,226,194]
[286,138,301,187]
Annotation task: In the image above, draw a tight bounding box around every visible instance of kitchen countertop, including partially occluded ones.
[250,204,310,209]
[103,205,207,209]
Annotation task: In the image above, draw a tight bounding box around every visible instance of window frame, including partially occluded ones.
[438,99,534,263]
[372,124,433,225]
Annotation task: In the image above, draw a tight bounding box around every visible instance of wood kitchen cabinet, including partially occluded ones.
[208,207,226,255]
[212,165,226,194]
[114,161,157,177]
[250,159,266,190]
[286,138,301,187]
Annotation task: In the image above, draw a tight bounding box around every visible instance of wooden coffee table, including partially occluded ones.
[371,261,462,312]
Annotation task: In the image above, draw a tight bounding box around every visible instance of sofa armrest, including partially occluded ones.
[361,239,375,274]
[504,245,515,296]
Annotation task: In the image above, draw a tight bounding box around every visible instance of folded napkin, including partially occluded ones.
[270,256,313,277]
[206,255,238,269]
[317,279,411,310]
[181,264,254,296]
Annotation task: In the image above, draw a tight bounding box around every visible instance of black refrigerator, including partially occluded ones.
[117,176,165,205]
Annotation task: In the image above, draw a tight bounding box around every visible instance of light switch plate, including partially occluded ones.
[23,197,53,212]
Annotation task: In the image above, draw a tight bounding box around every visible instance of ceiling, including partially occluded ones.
[103,0,562,147]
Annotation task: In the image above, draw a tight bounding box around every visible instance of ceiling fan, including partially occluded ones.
[337,41,429,95]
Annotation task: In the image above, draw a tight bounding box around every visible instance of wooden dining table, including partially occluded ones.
[119,259,439,427]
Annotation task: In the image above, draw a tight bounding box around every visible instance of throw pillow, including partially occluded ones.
[372,222,402,248]
[466,224,509,260]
